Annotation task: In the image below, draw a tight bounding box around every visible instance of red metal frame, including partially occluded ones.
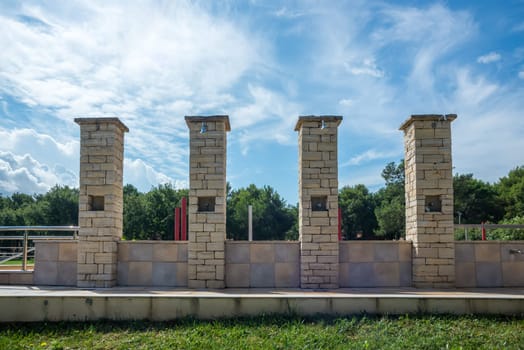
[338,207,342,241]
[175,207,181,241]
[181,197,187,241]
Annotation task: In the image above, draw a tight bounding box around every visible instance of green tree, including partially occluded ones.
[454,174,503,224]
[339,184,377,239]
[226,184,296,240]
[40,185,79,225]
[144,184,188,240]
[7,193,34,210]
[496,166,524,219]
[0,207,18,226]
[374,160,405,240]
[123,184,188,240]
[123,184,149,240]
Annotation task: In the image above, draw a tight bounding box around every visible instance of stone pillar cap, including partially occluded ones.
[294,115,343,131]
[74,117,129,132]
[185,115,231,131]
[399,114,457,131]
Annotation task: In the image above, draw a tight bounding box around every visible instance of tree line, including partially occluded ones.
[1,163,523,240]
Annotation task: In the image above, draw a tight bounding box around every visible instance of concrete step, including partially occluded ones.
[0,286,523,321]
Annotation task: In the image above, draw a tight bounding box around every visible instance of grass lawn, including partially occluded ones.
[0,258,34,266]
[0,314,523,349]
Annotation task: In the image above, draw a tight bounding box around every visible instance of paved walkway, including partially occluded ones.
[1,285,523,298]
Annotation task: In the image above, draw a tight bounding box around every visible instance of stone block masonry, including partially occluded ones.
[75,118,128,288]
[186,116,230,289]
[400,114,456,288]
[295,116,342,289]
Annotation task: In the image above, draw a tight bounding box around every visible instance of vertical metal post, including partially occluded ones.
[22,230,28,271]
[175,208,181,241]
[338,207,342,241]
[181,197,187,241]
[248,205,253,241]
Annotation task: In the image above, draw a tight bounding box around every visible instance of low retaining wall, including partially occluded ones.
[339,241,412,287]
[0,271,33,285]
[117,241,188,287]
[33,241,77,286]
[18,239,524,289]
[225,241,300,288]
[455,241,524,287]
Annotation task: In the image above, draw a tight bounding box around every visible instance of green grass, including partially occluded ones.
[0,258,34,266]
[0,315,523,349]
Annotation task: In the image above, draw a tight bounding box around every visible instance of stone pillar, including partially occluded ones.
[295,115,342,289]
[185,116,230,289]
[75,118,128,288]
[400,114,456,288]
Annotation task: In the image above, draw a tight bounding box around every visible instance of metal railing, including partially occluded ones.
[0,226,79,271]
[455,224,524,241]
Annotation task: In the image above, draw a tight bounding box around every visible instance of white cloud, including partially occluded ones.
[338,99,353,107]
[477,52,501,64]
[374,4,475,91]
[0,0,269,186]
[0,128,78,194]
[341,149,399,167]
[519,71,524,79]
[124,158,186,192]
[453,69,498,106]
[230,84,301,155]
[274,7,304,19]
[345,58,384,78]
[0,151,74,195]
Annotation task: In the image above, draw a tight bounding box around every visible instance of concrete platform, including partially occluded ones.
[0,286,523,321]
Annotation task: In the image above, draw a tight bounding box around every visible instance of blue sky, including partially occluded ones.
[1,0,523,205]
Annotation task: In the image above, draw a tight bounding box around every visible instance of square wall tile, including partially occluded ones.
[250,244,275,263]
[275,243,299,262]
[339,243,350,263]
[398,243,412,262]
[35,243,58,262]
[225,264,250,288]
[475,262,502,287]
[374,262,400,287]
[152,262,177,286]
[117,262,129,286]
[502,262,524,287]
[118,243,130,262]
[226,243,250,264]
[348,243,374,263]
[250,263,275,288]
[34,261,58,285]
[57,262,77,286]
[399,262,412,287]
[455,262,476,288]
[374,244,399,262]
[475,243,500,262]
[275,262,299,288]
[501,243,524,262]
[455,243,475,262]
[177,244,188,262]
[129,244,153,262]
[175,263,188,287]
[153,244,178,262]
[128,261,153,286]
[58,243,77,262]
[346,262,375,287]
